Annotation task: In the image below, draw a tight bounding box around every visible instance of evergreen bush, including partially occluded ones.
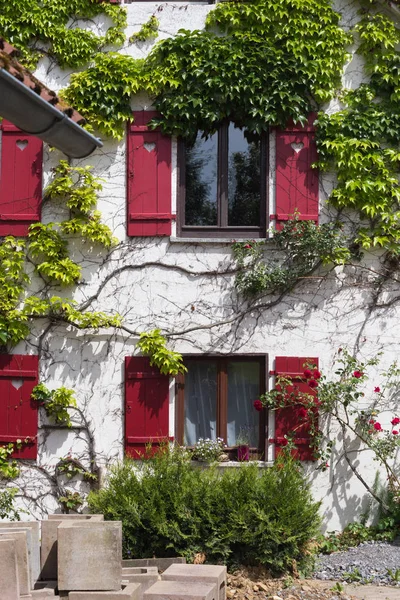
[88,446,321,574]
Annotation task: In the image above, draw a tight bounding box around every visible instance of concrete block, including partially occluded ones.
[121,558,186,572]
[122,567,158,575]
[0,538,20,600]
[0,530,31,595]
[32,581,57,598]
[68,582,141,600]
[57,521,122,591]
[40,515,104,580]
[144,581,217,600]
[47,514,104,520]
[0,521,40,586]
[33,581,57,591]
[120,571,159,600]
[162,565,226,600]
[0,526,35,588]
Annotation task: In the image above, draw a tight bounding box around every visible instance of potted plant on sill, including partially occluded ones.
[236,428,251,462]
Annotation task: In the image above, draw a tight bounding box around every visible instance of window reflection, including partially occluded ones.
[227,361,259,447]
[228,125,261,227]
[184,361,217,445]
[185,133,218,226]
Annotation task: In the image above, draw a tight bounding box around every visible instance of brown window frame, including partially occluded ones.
[175,354,268,456]
[177,123,268,239]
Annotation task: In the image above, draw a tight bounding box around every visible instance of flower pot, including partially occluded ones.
[237,444,250,462]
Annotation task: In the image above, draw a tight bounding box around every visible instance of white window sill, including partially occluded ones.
[191,460,273,468]
[169,237,269,244]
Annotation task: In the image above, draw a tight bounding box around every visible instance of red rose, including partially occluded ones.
[244,244,252,249]
[253,399,263,412]
[298,407,308,419]
[392,430,399,435]
[391,417,400,426]
[303,369,312,379]
[281,438,288,447]
[374,387,381,393]
[308,379,318,389]
[368,419,375,424]
[313,370,321,379]
[373,422,382,431]
[353,371,363,378]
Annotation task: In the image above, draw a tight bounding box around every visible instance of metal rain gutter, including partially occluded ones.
[0,67,103,158]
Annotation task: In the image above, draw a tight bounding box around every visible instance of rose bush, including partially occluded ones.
[256,349,400,510]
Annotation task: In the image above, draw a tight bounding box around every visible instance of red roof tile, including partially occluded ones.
[0,38,86,126]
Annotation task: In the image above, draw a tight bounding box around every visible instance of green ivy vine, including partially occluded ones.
[62,0,351,139]
[4,0,400,256]
[32,160,117,285]
[2,1,400,305]
[129,15,159,45]
[233,217,352,298]
[317,6,400,253]
[138,329,187,376]
[0,0,126,69]
[0,158,120,347]
[0,442,22,479]
[31,383,77,427]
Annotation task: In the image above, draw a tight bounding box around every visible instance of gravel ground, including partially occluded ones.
[313,540,400,586]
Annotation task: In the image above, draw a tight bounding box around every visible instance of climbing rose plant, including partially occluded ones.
[256,350,400,510]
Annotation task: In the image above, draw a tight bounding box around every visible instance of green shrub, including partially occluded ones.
[88,446,321,574]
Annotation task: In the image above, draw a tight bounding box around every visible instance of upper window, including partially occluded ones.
[177,123,267,238]
[176,356,266,454]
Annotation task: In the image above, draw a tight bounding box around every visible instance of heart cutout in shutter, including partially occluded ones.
[11,379,24,390]
[144,142,156,153]
[291,142,304,153]
[16,140,28,151]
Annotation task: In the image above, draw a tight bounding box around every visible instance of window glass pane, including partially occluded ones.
[184,361,217,445]
[185,133,218,226]
[228,125,261,226]
[227,361,260,447]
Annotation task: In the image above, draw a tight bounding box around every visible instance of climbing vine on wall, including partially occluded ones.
[0,156,121,348]
[31,383,78,428]
[233,218,351,298]
[63,0,351,139]
[129,15,159,45]
[0,0,126,69]
[3,0,400,258]
[317,7,400,253]
[138,329,187,376]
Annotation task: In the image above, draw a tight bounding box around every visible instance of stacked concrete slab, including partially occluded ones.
[0,512,227,600]
[0,521,40,587]
[41,514,104,581]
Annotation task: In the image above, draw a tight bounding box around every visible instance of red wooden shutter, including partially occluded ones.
[0,121,43,237]
[125,356,170,459]
[274,113,318,228]
[0,354,39,459]
[127,111,172,236]
[272,356,319,461]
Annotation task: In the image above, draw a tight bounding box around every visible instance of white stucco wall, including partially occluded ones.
[5,1,400,531]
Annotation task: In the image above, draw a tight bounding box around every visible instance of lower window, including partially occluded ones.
[176,356,267,453]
